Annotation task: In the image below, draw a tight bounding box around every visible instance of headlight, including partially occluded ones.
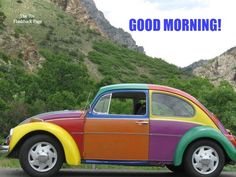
[5,128,14,145]
[10,128,14,137]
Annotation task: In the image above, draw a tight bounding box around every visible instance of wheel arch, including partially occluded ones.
[182,137,229,164]
[9,130,64,158]
[8,122,81,166]
[173,126,236,166]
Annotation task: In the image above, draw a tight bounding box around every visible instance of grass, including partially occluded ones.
[0,157,236,172]
[224,165,236,172]
[0,157,20,168]
[0,156,164,170]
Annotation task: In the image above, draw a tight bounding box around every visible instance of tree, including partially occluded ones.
[203,81,236,132]
[38,50,95,101]
[0,11,6,29]
[47,91,77,111]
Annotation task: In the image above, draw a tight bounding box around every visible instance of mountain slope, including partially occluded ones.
[183,59,209,73]
[0,0,183,83]
[185,47,236,88]
[50,0,144,52]
[0,0,186,135]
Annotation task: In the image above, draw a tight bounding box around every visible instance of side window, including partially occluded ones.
[93,91,146,116]
[93,93,111,114]
[152,93,195,117]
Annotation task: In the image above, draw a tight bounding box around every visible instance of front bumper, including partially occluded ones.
[0,145,9,155]
[0,129,13,156]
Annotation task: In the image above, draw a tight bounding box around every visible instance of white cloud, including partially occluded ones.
[146,0,208,10]
[94,0,236,67]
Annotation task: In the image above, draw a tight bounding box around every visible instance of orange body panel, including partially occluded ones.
[84,118,149,160]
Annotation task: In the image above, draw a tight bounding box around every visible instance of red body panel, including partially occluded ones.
[47,116,85,156]
[225,134,236,147]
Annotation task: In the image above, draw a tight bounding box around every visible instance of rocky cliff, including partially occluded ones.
[187,47,236,87]
[0,28,44,72]
[50,0,144,52]
[183,59,209,73]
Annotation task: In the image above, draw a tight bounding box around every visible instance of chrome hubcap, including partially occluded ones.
[192,146,219,174]
[28,142,57,172]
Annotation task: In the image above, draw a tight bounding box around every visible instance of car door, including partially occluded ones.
[149,90,198,162]
[83,90,149,161]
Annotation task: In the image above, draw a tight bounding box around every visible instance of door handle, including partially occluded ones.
[136,120,149,125]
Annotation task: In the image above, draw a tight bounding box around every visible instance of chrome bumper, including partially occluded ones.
[0,145,9,155]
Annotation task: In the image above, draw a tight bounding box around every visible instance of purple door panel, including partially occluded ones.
[149,120,198,162]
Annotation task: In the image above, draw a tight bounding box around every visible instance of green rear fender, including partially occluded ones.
[174,126,236,166]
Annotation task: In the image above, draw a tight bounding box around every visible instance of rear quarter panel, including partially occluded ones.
[149,90,218,163]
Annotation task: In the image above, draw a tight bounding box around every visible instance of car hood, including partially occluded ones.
[31,110,85,121]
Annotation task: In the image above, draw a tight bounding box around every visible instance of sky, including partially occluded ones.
[93,0,236,67]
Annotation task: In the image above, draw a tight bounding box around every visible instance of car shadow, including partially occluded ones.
[58,170,177,177]
[57,169,236,177]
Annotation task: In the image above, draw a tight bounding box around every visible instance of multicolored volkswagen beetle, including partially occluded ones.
[1,84,236,177]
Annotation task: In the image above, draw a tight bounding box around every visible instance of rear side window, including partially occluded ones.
[152,93,195,117]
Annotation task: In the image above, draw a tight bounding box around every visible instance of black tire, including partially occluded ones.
[184,140,225,177]
[166,164,185,174]
[19,134,64,177]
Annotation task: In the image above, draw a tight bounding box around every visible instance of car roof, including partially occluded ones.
[99,83,193,98]
[98,83,202,110]
[99,83,149,93]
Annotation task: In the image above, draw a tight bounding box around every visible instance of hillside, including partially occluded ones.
[0,0,187,134]
[0,0,181,80]
[183,59,209,73]
[185,47,236,88]
[50,0,144,52]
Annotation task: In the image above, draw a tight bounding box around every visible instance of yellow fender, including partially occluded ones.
[9,122,81,165]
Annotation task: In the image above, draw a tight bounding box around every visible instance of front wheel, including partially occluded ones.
[184,140,225,177]
[19,134,64,177]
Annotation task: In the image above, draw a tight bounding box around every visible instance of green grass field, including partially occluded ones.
[0,156,235,172]
[0,156,164,170]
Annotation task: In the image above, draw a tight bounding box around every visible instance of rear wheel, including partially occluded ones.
[19,134,64,177]
[184,140,225,177]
